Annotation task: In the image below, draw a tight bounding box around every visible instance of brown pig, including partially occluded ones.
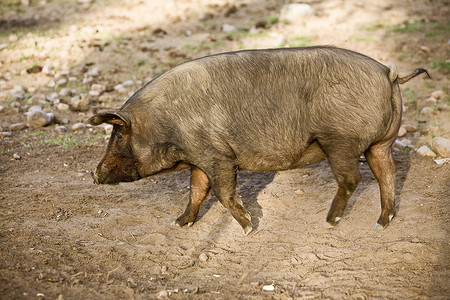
[89,46,429,235]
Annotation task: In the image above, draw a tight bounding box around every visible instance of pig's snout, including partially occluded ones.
[90,170,99,185]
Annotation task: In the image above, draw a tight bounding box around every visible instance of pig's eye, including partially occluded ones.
[116,132,123,140]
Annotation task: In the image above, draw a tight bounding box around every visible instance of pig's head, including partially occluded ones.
[88,109,141,184]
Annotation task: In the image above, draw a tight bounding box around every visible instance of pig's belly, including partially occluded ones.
[236,141,327,172]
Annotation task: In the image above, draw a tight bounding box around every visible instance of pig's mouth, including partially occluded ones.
[90,169,141,185]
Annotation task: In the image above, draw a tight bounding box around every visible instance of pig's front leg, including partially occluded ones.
[175,166,211,227]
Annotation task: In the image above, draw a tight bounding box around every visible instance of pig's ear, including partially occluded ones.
[88,109,131,127]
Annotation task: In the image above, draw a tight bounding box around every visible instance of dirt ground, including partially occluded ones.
[0,0,449,299]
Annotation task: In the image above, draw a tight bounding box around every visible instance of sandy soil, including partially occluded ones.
[0,0,449,299]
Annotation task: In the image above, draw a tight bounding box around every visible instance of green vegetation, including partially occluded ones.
[266,16,279,26]
[431,60,450,72]
[278,36,314,48]
[392,19,425,33]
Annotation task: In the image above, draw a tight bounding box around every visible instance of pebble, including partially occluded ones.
[398,126,407,137]
[0,105,4,112]
[161,265,168,274]
[263,284,275,291]
[199,252,209,262]
[157,290,169,299]
[432,137,450,158]
[91,83,106,93]
[56,103,70,111]
[103,124,113,135]
[416,145,436,158]
[122,80,135,87]
[59,88,71,97]
[99,93,114,103]
[280,4,315,23]
[222,23,237,33]
[10,85,25,99]
[10,123,27,131]
[403,124,417,132]
[70,94,90,111]
[294,189,305,195]
[56,78,68,86]
[26,110,53,128]
[72,123,86,131]
[54,126,68,133]
[424,97,437,106]
[42,65,53,76]
[114,84,128,94]
[89,90,100,98]
[9,34,19,42]
[0,43,7,50]
[13,154,22,160]
[0,132,12,138]
[420,106,433,116]
[88,67,100,77]
[431,90,444,100]
[400,139,412,146]
[434,158,450,166]
[46,92,59,102]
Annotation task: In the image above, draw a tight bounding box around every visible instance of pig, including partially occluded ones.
[89,46,429,235]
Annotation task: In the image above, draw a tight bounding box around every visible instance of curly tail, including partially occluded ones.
[389,65,431,84]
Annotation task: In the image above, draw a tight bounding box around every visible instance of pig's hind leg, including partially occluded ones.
[364,143,396,230]
[175,166,211,227]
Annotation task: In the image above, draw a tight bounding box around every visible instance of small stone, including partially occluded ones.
[403,124,417,132]
[114,84,128,94]
[411,238,420,243]
[157,290,169,299]
[82,77,93,84]
[70,94,90,111]
[90,83,105,93]
[42,65,53,76]
[416,145,436,158]
[122,80,135,87]
[46,92,59,102]
[280,4,315,23]
[27,65,43,74]
[0,43,7,50]
[9,34,19,42]
[57,103,70,111]
[434,158,450,166]
[59,88,71,97]
[419,46,430,53]
[26,110,52,128]
[393,139,406,150]
[10,123,27,131]
[89,90,100,98]
[54,126,68,133]
[294,189,305,195]
[72,122,86,131]
[88,67,99,77]
[99,93,114,103]
[103,124,113,134]
[69,76,78,82]
[420,106,433,116]
[222,24,237,33]
[0,132,12,138]
[199,252,209,262]
[398,126,407,137]
[424,97,437,106]
[431,90,444,100]
[56,78,67,86]
[400,139,412,146]
[0,105,4,112]
[160,265,168,274]
[13,154,22,160]
[432,137,450,158]
[263,284,275,291]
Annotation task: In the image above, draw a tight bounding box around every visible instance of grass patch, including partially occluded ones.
[279,36,314,48]
[392,19,425,33]
[431,60,450,72]
[41,136,80,148]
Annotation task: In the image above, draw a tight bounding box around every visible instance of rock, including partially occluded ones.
[82,77,93,84]
[222,24,237,33]
[280,4,315,22]
[403,124,417,132]
[431,90,444,100]
[28,105,43,112]
[54,126,68,133]
[122,80,135,87]
[56,103,70,111]
[393,139,407,150]
[103,124,113,135]
[263,284,275,291]
[46,92,59,102]
[56,78,67,86]
[10,123,27,131]
[69,76,78,82]
[13,154,22,160]
[424,97,437,106]
[91,83,105,93]
[72,123,86,131]
[88,67,99,77]
[99,93,114,103]
[157,290,169,299]
[114,84,128,94]
[89,90,100,98]
[26,110,52,128]
[420,106,433,116]
[9,34,19,42]
[59,88,71,97]
[199,253,209,262]
[70,94,90,111]
[0,105,4,112]
[416,145,436,158]
[0,132,12,138]
[27,65,43,74]
[400,139,412,146]
[42,65,53,76]
[434,158,450,166]
[398,126,407,137]
[294,189,305,195]
[432,137,450,158]
[0,43,7,50]
[10,85,25,100]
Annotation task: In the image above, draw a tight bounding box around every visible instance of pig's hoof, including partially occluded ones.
[243,225,253,236]
[326,216,341,227]
[175,214,197,227]
[373,223,385,231]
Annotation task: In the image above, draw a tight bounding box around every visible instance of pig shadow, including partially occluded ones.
[195,171,276,231]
